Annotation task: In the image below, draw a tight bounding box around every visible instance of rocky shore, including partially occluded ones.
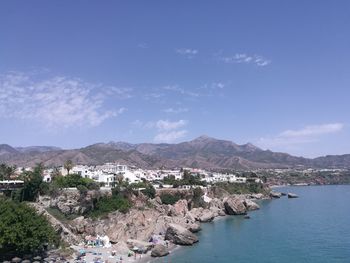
[30,188,271,262]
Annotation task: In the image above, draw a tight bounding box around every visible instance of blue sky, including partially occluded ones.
[0,1,350,157]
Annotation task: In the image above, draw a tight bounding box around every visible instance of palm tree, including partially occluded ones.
[64,160,73,175]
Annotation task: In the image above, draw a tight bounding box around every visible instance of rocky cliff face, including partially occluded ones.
[37,188,265,253]
[39,188,112,216]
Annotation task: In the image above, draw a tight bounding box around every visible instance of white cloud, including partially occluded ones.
[132,118,189,143]
[280,123,344,137]
[137,43,149,49]
[163,107,189,114]
[156,119,187,130]
[103,86,133,99]
[176,48,198,58]
[154,119,188,142]
[131,119,187,131]
[154,130,187,143]
[163,85,199,97]
[0,72,125,129]
[131,120,155,129]
[213,82,225,89]
[219,53,271,67]
[257,123,344,149]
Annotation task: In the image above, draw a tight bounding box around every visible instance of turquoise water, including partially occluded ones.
[152,185,350,263]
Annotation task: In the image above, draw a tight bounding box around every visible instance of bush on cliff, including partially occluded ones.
[89,196,131,218]
[129,181,156,199]
[0,199,58,258]
[215,182,267,195]
[52,174,100,190]
[192,187,206,208]
[159,192,182,205]
[162,171,207,188]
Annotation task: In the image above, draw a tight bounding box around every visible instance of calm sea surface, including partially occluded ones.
[151,185,350,263]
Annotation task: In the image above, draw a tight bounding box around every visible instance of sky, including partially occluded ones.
[0,1,350,158]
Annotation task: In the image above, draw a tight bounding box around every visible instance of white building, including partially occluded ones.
[201,173,247,184]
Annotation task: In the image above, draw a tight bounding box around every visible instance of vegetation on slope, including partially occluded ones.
[214,181,268,195]
[0,199,58,258]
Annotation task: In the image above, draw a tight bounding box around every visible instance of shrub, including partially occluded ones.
[215,182,266,194]
[89,196,131,218]
[142,185,156,199]
[52,174,100,190]
[77,184,88,195]
[160,193,181,205]
[0,199,58,257]
[192,187,205,208]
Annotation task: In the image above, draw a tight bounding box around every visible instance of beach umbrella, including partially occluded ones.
[11,257,22,263]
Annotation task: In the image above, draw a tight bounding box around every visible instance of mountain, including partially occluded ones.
[0,144,20,156]
[0,136,349,170]
[15,146,62,154]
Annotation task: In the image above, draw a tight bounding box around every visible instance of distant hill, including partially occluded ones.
[0,136,349,170]
[15,146,62,154]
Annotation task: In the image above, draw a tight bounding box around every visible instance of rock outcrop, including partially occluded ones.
[29,203,81,245]
[288,193,298,198]
[40,189,111,215]
[250,193,264,199]
[165,223,199,245]
[244,199,260,211]
[198,210,215,222]
[151,244,169,257]
[224,197,247,215]
[270,191,282,198]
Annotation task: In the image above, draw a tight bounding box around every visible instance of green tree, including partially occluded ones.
[51,166,62,180]
[0,199,58,257]
[17,164,44,202]
[192,187,205,208]
[0,164,16,181]
[64,160,74,175]
[142,184,156,199]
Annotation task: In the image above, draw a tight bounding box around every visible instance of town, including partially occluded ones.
[2,161,349,192]
[1,162,256,189]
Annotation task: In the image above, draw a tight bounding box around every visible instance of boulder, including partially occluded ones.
[127,239,153,252]
[270,191,282,198]
[188,207,203,221]
[151,244,169,257]
[209,198,225,210]
[244,199,260,211]
[198,209,215,222]
[224,197,247,215]
[250,193,264,199]
[188,223,201,233]
[165,223,199,245]
[288,193,298,198]
[173,200,189,216]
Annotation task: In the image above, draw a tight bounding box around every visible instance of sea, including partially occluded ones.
[151,185,350,263]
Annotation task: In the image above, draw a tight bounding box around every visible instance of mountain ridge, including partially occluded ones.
[0,136,349,170]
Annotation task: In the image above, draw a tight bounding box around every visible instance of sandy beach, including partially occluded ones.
[71,242,179,263]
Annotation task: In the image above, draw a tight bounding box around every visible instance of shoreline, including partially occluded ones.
[52,183,350,262]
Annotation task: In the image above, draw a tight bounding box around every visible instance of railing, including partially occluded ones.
[0,180,24,191]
